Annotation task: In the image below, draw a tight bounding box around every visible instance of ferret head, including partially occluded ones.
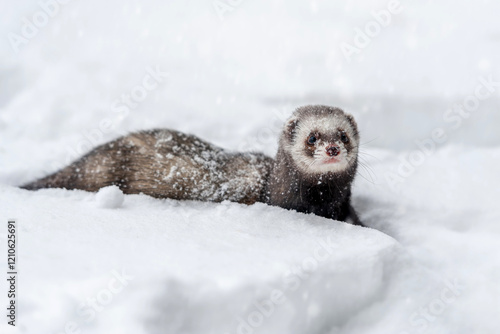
[281,105,359,176]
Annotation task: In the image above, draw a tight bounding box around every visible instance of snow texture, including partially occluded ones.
[1,1,500,333]
[95,186,124,209]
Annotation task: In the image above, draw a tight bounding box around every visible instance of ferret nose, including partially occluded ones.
[326,146,340,157]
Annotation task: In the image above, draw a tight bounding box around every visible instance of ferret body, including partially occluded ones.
[22,105,361,224]
[22,129,273,205]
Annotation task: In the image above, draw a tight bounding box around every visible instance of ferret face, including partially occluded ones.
[283,106,359,175]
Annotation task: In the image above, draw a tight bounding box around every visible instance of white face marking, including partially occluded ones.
[285,113,359,175]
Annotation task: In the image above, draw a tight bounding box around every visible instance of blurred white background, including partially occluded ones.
[1,0,500,181]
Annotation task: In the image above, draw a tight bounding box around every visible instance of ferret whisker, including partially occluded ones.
[357,151,381,162]
[359,137,379,146]
[357,162,377,184]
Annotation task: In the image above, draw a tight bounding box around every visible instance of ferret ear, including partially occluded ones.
[345,114,358,130]
[285,117,299,142]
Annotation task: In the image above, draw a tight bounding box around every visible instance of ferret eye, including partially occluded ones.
[307,135,317,145]
[340,132,349,143]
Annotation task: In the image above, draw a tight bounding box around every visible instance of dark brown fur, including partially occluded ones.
[266,106,362,224]
[22,129,273,205]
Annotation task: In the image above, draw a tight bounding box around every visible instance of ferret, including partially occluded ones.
[266,105,361,224]
[21,105,362,224]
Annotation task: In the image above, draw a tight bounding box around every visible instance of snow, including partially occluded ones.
[95,186,124,209]
[1,1,500,333]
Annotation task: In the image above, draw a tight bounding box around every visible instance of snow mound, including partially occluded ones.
[1,186,401,334]
[95,185,124,209]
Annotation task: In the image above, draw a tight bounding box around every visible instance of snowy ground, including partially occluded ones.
[1,1,500,333]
